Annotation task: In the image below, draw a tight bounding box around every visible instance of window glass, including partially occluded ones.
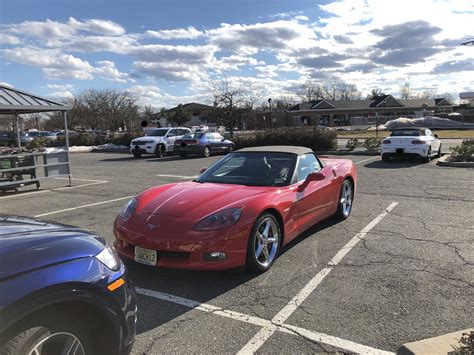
[167,129,178,136]
[390,130,421,137]
[197,152,297,187]
[296,154,321,182]
[146,129,168,137]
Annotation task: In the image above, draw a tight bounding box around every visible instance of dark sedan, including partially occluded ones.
[0,131,33,147]
[0,215,136,355]
[174,132,234,157]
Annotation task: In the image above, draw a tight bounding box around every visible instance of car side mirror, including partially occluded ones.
[221,138,226,142]
[433,134,438,139]
[199,167,207,174]
[297,172,325,192]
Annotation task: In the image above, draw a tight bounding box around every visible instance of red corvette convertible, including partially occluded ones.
[114,146,357,272]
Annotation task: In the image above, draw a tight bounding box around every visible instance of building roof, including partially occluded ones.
[237,145,313,155]
[158,102,216,115]
[0,84,70,114]
[289,95,453,112]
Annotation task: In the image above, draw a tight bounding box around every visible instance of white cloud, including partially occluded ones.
[145,27,203,40]
[46,84,74,90]
[0,33,21,45]
[208,20,317,53]
[212,55,265,71]
[94,60,133,83]
[67,17,125,36]
[48,90,74,99]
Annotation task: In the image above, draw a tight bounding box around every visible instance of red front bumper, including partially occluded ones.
[113,214,251,270]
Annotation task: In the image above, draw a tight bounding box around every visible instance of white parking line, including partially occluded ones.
[156,174,198,179]
[238,202,398,354]
[0,180,109,201]
[34,195,133,218]
[136,288,394,355]
[355,156,379,165]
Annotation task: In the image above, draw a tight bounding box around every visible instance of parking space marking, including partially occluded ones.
[136,288,394,355]
[136,288,281,330]
[354,156,379,165]
[0,179,109,201]
[156,174,198,179]
[34,195,133,218]
[238,202,398,354]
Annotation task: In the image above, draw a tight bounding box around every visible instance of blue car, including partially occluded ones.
[174,132,235,157]
[0,215,136,355]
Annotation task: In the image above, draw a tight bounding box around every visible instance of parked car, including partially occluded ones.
[381,127,441,162]
[0,215,137,354]
[174,132,235,157]
[0,131,33,147]
[27,130,57,140]
[55,130,79,138]
[130,127,191,158]
[114,146,357,272]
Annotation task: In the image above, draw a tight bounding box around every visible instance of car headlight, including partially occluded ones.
[95,245,121,271]
[194,208,242,231]
[119,198,137,221]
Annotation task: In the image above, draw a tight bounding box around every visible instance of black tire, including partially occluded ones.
[154,144,165,158]
[227,145,234,153]
[203,146,210,158]
[335,179,354,220]
[246,213,281,273]
[382,154,390,162]
[133,152,141,158]
[436,144,442,158]
[179,152,187,157]
[423,148,431,163]
[0,314,100,355]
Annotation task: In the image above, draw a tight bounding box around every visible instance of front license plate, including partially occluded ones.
[135,246,157,266]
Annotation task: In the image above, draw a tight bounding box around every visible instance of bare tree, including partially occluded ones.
[367,88,386,99]
[399,82,412,99]
[210,75,266,134]
[69,89,140,132]
[300,80,360,102]
[167,104,191,127]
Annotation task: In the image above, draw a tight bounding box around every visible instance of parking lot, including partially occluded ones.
[1,151,472,354]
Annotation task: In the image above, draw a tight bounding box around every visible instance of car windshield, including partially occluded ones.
[390,130,422,137]
[146,129,168,137]
[196,152,297,187]
[182,133,204,139]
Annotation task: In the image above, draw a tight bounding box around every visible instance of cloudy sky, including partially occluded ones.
[0,0,473,108]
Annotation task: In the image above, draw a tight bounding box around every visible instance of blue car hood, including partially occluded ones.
[0,216,105,280]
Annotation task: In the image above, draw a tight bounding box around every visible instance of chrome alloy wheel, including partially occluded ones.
[340,181,353,217]
[29,332,85,355]
[254,217,280,268]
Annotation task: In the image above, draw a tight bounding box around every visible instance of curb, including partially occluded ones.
[436,154,474,168]
[397,328,473,355]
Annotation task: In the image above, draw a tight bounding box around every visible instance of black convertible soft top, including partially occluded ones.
[237,145,313,155]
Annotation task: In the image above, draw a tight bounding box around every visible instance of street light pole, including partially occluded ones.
[268,98,272,129]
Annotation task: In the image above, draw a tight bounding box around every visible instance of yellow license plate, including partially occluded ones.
[135,246,157,266]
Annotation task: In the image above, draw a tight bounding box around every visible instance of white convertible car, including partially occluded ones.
[381,128,442,162]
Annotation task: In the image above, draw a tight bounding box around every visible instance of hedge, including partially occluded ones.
[231,127,337,152]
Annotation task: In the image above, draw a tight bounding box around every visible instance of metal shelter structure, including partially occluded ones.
[0,85,72,191]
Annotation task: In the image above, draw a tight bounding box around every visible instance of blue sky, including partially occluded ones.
[1,0,473,108]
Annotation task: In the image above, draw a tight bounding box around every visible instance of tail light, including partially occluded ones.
[382,140,391,144]
[411,140,424,144]
[174,140,182,145]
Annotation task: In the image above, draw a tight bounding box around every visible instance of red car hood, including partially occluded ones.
[140,182,269,218]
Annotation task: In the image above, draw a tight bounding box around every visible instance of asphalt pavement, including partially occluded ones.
[1,151,472,354]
